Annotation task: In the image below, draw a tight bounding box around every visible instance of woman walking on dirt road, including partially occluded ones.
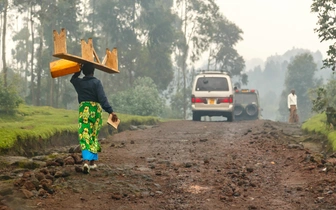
[70,63,118,174]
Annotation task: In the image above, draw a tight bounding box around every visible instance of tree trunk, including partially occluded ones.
[22,10,29,99]
[36,26,43,106]
[207,48,211,71]
[2,0,8,87]
[182,51,187,120]
[49,18,56,107]
[55,78,59,107]
[30,5,36,105]
[182,0,188,120]
[49,77,54,107]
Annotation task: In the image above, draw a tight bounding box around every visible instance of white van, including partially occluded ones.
[191,71,235,121]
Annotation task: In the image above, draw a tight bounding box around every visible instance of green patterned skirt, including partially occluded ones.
[78,101,102,154]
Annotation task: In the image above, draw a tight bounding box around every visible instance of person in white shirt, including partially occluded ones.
[287,89,299,123]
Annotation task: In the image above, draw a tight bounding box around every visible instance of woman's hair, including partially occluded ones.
[82,63,95,76]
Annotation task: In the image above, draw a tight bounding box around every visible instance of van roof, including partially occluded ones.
[197,70,229,75]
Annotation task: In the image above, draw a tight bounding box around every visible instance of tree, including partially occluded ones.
[174,0,245,119]
[12,0,38,105]
[13,0,82,107]
[311,0,336,70]
[309,77,336,113]
[0,76,23,114]
[110,77,164,116]
[1,0,8,87]
[279,53,320,122]
[4,0,244,120]
[40,0,81,108]
[208,16,246,83]
[91,0,141,92]
[12,26,31,98]
[169,91,185,119]
[136,0,176,91]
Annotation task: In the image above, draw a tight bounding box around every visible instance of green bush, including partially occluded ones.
[302,113,336,150]
[0,77,23,113]
[111,77,164,116]
[309,78,336,113]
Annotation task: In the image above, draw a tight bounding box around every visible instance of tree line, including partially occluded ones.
[243,48,331,122]
[0,0,246,118]
[2,0,335,121]
[238,0,336,123]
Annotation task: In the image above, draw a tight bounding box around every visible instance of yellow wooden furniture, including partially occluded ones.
[50,28,119,78]
[49,59,80,78]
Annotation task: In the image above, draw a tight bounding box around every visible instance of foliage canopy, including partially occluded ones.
[0,76,23,113]
[311,0,336,70]
[111,77,164,117]
[279,53,320,122]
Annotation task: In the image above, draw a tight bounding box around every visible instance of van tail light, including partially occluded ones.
[218,95,233,104]
[191,95,206,103]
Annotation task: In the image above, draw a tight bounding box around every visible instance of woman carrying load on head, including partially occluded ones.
[70,63,118,174]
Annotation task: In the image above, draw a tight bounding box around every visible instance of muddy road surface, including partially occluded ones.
[1,119,336,210]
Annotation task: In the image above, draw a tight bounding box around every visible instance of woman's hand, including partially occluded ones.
[111,112,118,122]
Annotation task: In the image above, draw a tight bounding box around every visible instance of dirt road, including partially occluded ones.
[1,119,336,210]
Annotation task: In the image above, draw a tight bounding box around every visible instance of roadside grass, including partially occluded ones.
[302,113,336,150]
[0,104,160,150]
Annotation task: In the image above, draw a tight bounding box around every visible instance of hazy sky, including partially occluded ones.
[216,0,332,61]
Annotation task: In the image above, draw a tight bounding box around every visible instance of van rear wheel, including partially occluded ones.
[192,112,201,121]
[246,104,258,116]
[234,104,245,117]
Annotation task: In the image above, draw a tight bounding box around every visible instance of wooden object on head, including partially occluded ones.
[104,48,118,70]
[51,28,119,75]
[53,28,67,54]
[81,38,94,62]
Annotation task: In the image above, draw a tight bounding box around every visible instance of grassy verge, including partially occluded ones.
[302,113,336,150]
[0,104,160,151]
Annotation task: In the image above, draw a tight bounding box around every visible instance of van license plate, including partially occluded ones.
[209,99,215,105]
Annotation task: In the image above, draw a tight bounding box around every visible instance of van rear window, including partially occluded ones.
[195,77,229,91]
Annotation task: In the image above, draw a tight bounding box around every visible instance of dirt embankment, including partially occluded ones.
[0,125,117,157]
[1,120,336,210]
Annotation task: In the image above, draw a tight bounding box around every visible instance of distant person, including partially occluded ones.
[70,63,118,174]
[287,89,299,123]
